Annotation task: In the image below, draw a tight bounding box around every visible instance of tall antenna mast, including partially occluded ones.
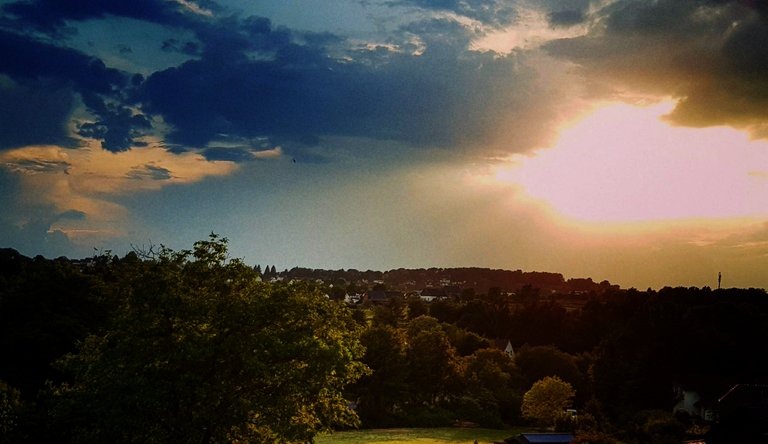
[718,272,722,290]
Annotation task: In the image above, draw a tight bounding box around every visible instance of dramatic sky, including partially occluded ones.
[1,0,768,289]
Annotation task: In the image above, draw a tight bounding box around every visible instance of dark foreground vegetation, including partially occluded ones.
[2,236,768,443]
[0,236,366,443]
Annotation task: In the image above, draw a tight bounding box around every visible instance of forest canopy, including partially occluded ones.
[2,237,768,442]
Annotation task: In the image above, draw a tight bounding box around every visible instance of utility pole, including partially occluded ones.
[718,272,722,290]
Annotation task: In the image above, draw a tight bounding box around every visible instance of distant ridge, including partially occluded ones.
[275,266,621,295]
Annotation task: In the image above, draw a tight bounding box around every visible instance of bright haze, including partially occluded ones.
[1,0,767,290]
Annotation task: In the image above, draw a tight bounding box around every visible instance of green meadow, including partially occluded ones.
[316,427,524,443]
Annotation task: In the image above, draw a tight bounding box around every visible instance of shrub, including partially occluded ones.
[571,430,621,444]
[445,396,504,429]
[398,405,455,427]
[631,410,685,443]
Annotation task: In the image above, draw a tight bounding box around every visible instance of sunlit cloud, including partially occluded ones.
[495,101,768,225]
[67,142,238,194]
[173,0,213,17]
[253,147,283,160]
[0,142,238,242]
[471,4,589,53]
[0,146,71,175]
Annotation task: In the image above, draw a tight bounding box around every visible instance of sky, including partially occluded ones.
[1,0,768,290]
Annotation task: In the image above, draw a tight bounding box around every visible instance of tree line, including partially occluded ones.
[274,266,619,295]
[345,285,768,442]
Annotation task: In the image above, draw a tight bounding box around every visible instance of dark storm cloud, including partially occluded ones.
[1,0,549,157]
[548,9,585,27]
[0,0,218,152]
[545,0,768,135]
[0,79,78,150]
[1,0,215,34]
[141,15,538,151]
[537,0,592,26]
[161,38,200,55]
[0,29,124,93]
[0,28,153,151]
[76,102,152,152]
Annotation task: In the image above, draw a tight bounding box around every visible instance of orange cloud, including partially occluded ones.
[0,142,238,241]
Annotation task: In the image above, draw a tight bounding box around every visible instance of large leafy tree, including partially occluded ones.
[52,235,367,443]
[462,348,525,425]
[514,345,581,389]
[521,376,575,427]
[355,325,409,426]
[405,316,461,403]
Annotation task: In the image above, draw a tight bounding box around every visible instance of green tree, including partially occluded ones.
[405,294,428,319]
[52,235,367,443]
[0,380,22,443]
[369,294,407,327]
[521,376,575,427]
[328,285,346,301]
[462,348,524,425]
[514,345,581,388]
[355,325,409,426]
[443,325,491,357]
[405,316,461,403]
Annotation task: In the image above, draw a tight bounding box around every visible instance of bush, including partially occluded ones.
[397,405,455,427]
[631,410,685,443]
[571,430,621,444]
[0,381,22,442]
[554,411,598,433]
[445,396,505,429]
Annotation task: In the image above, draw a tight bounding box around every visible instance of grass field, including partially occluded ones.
[316,427,524,443]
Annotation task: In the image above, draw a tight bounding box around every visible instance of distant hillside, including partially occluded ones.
[270,265,620,295]
[0,246,619,296]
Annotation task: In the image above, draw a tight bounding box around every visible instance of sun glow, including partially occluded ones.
[497,101,768,224]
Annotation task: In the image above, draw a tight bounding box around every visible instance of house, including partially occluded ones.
[706,384,768,443]
[672,381,719,422]
[673,388,705,419]
[492,339,516,360]
[344,293,363,304]
[419,287,447,302]
[365,290,403,304]
[502,433,574,444]
[503,340,515,359]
